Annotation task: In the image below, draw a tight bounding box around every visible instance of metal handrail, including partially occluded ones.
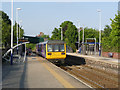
[2,42,29,59]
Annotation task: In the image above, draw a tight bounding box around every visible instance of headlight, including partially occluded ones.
[61,53,65,55]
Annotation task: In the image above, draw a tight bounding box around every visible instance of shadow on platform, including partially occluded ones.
[2,57,28,88]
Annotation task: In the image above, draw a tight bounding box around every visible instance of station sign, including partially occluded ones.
[19,39,28,42]
[87,39,95,43]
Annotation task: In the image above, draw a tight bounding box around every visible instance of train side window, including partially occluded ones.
[44,44,46,54]
[54,45,59,52]
[60,44,65,52]
[48,45,52,52]
[39,45,42,52]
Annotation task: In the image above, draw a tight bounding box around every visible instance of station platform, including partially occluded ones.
[2,56,92,88]
[66,53,120,65]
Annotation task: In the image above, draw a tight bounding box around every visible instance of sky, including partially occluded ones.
[1,1,119,37]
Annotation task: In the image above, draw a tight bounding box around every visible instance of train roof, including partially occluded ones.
[38,40,65,44]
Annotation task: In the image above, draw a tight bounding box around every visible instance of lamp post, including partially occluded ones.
[77,20,80,50]
[82,27,84,45]
[16,8,21,54]
[78,28,80,49]
[61,27,63,40]
[11,0,13,65]
[82,27,85,54]
[97,9,101,56]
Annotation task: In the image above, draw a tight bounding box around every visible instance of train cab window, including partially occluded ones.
[48,45,53,52]
[54,45,59,52]
[60,44,65,52]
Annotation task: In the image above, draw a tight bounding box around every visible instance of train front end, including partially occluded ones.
[46,41,66,60]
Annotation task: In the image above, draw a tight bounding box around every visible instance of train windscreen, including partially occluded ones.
[48,45,53,52]
[60,44,64,52]
[54,45,59,52]
[48,44,65,52]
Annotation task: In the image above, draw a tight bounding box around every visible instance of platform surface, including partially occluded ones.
[2,56,91,88]
[67,53,120,65]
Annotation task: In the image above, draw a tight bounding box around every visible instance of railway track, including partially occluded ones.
[60,65,118,89]
[49,57,119,89]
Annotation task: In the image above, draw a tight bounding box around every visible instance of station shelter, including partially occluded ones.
[78,38,101,56]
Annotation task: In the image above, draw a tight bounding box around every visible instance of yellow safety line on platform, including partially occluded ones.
[38,59,75,88]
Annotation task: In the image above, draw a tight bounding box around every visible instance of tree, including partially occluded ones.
[51,28,61,40]
[51,21,78,51]
[51,21,101,52]
[79,27,99,43]
[60,21,73,40]
[13,22,17,44]
[64,22,78,51]
[13,22,24,45]
[109,12,120,52]
[102,11,120,52]
[87,28,99,42]
[1,11,24,52]
[18,25,24,38]
[1,11,11,49]
[102,25,112,52]
[41,34,50,40]
[26,43,36,51]
[103,25,112,37]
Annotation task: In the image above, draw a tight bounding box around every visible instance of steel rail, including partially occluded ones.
[69,68,105,88]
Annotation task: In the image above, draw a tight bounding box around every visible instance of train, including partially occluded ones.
[36,40,66,63]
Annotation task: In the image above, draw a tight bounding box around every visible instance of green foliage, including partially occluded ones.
[60,21,73,33]
[102,37,112,52]
[103,25,112,37]
[102,11,120,52]
[51,28,61,40]
[50,12,119,53]
[19,26,24,38]
[13,22,24,43]
[41,34,49,38]
[51,21,101,51]
[51,21,78,51]
[13,22,17,43]
[41,34,50,40]
[64,22,78,51]
[1,11,24,50]
[110,13,120,52]
[83,27,99,42]
[1,11,11,49]
[26,43,36,51]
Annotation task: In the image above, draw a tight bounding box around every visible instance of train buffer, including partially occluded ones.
[2,56,92,88]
